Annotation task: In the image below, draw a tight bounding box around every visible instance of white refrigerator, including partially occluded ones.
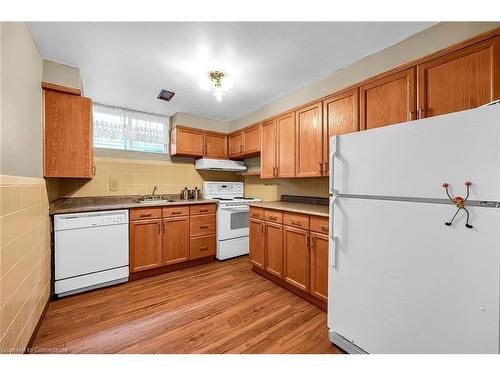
[327,104,500,354]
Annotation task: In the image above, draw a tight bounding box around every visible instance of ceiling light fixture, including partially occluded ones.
[199,71,233,102]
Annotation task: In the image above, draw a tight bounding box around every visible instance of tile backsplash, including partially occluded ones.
[48,157,329,202]
[51,157,240,199]
[243,175,329,201]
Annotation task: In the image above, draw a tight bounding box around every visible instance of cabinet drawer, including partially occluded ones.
[310,215,329,234]
[265,209,283,224]
[190,214,216,237]
[190,204,216,215]
[162,205,189,217]
[283,212,310,230]
[250,207,264,220]
[190,235,216,259]
[130,207,162,221]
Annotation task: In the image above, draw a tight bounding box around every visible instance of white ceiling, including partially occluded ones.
[29,22,435,122]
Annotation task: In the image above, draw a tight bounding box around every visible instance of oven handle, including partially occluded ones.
[220,207,250,212]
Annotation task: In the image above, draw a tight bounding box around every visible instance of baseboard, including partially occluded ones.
[252,265,327,311]
[129,256,214,281]
[24,296,51,354]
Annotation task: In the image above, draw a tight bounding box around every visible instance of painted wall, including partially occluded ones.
[42,60,81,91]
[0,22,51,353]
[0,22,43,178]
[171,112,229,133]
[229,22,500,130]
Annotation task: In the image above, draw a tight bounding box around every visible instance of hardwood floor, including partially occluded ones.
[32,256,342,354]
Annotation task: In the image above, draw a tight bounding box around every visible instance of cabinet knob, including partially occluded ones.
[200,225,209,229]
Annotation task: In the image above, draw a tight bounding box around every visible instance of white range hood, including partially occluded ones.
[195,158,247,172]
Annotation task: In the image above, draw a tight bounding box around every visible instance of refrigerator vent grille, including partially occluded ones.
[329,330,368,354]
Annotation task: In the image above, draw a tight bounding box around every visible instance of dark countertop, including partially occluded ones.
[50,195,217,215]
[249,201,329,217]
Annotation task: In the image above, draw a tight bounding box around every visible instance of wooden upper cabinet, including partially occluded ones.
[229,123,261,159]
[129,219,162,273]
[242,123,261,155]
[417,36,500,119]
[170,126,204,157]
[43,89,93,178]
[295,102,324,177]
[249,218,265,269]
[260,118,277,179]
[205,131,228,159]
[162,216,190,265]
[228,132,242,158]
[360,68,416,130]
[264,222,283,278]
[310,232,328,302]
[283,226,310,292]
[322,88,359,175]
[276,112,296,178]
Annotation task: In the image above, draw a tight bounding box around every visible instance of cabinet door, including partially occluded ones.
[249,219,265,269]
[205,132,228,158]
[360,68,416,130]
[171,127,204,157]
[260,118,277,179]
[264,222,283,278]
[417,37,500,119]
[129,219,162,272]
[228,132,242,158]
[295,102,323,177]
[310,232,328,302]
[323,88,359,174]
[43,90,93,178]
[276,112,296,178]
[162,216,189,265]
[242,123,260,155]
[283,226,310,292]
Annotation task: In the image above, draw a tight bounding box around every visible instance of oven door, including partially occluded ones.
[217,205,250,241]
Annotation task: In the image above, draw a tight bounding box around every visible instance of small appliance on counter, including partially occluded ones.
[202,181,261,260]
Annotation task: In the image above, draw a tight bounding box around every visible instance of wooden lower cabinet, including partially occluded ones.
[162,216,189,265]
[129,219,162,272]
[190,235,216,259]
[129,204,216,277]
[249,219,265,269]
[310,232,329,302]
[249,208,329,309]
[264,222,283,278]
[283,226,310,292]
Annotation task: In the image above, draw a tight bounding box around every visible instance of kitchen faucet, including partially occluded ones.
[151,185,158,196]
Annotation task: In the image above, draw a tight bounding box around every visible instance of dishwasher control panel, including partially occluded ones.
[54,210,129,231]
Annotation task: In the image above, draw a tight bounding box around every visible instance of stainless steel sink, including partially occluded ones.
[137,195,177,204]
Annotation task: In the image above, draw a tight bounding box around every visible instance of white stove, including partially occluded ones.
[203,182,261,260]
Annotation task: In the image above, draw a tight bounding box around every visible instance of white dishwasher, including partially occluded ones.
[54,210,129,297]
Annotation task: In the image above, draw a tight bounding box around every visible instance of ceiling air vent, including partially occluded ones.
[157,89,175,101]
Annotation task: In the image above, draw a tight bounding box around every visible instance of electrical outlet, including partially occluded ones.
[110,178,119,192]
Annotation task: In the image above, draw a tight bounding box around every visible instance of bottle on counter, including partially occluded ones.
[180,187,189,200]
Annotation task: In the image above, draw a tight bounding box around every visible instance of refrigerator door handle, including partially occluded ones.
[329,195,338,268]
[329,136,338,195]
